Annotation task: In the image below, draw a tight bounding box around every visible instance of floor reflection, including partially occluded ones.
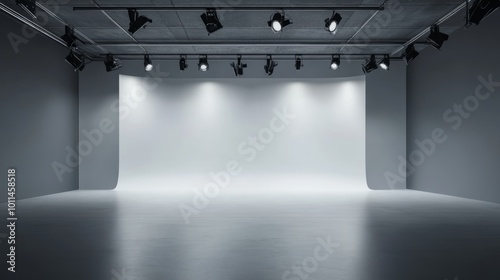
[1,190,500,280]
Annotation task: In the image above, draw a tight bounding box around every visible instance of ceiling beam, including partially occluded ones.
[94,53,405,62]
[89,41,415,48]
[73,6,385,12]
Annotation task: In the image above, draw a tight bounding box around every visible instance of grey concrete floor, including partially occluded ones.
[1,189,500,280]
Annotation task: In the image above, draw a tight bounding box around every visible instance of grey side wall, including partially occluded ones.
[79,59,406,190]
[407,15,500,203]
[366,62,407,189]
[0,15,79,202]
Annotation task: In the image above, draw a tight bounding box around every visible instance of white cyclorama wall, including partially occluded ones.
[117,76,367,191]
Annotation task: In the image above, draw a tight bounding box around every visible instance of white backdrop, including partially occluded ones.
[117,76,367,191]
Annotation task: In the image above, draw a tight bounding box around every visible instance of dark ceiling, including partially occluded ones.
[1,0,470,60]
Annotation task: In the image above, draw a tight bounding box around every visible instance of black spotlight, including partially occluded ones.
[379,55,390,71]
[65,51,85,72]
[268,12,292,33]
[201,9,223,35]
[467,0,500,26]
[362,55,378,74]
[179,55,188,71]
[198,56,209,72]
[16,0,36,19]
[264,55,278,75]
[144,55,153,72]
[427,25,449,50]
[104,54,122,72]
[230,55,248,76]
[295,55,303,70]
[330,54,340,70]
[128,9,152,35]
[403,44,420,64]
[325,11,342,34]
[61,25,83,48]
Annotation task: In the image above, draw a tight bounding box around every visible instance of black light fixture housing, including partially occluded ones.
[295,55,303,70]
[201,9,223,35]
[104,54,122,72]
[403,44,420,64]
[325,11,342,34]
[179,55,188,71]
[264,55,278,75]
[128,9,152,35]
[65,51,85,72]
[379,55,390,71]
[230,55,248,76]
[330,54,340,70]
[268,12,292,33]
[467,0,500,26]
[362,55,378,74]
[144,55,153,72]
[61,25,83,48]
[16,0,36,19]
[198,55,209,71]
[427,25,449,50]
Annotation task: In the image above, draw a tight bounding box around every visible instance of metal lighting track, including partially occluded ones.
[94,54,405,62]
[391,0,473,56]
[0,2,67,48]
[73,6,384,12]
